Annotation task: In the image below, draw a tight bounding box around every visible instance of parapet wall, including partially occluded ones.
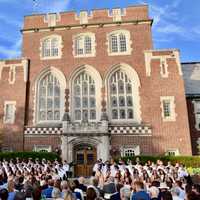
[23,5,151,30]
[0,59,29,84]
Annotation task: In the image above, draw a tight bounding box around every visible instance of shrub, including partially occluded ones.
[119,156,200,168]
[187,167,200,175]
[0,152,60,161]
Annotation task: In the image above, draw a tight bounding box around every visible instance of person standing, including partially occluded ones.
[131,181,150,200]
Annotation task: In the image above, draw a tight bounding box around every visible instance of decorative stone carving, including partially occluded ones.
[62,121,108,135]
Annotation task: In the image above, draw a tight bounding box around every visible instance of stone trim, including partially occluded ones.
[160,96,176,122]
[68,64,102,122]
[62,121,108,135]
[120,145,140,156]
[24,127,62,135]
[39,34,63,60]
[8,66,16,84]
[144,49,182,76]
[165,149,180,156]
[75,11,93,24]
[108,125,152,135]
[33,145,52,152]
[44,13,61,27]
[21,19,153,33]
[0,59,29,83]
[33,67,67,125]
[106,29,132,56]
[192,100,200,131]
[108,8,126,22]
[22,59,29,82]
[3,101,16,124]
[104,63,141,123]
[72,32,96,58]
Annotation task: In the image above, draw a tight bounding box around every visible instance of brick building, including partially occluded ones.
[0,5,193,175]
[182,62,200,155]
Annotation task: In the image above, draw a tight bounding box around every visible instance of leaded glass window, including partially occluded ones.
[42,38,59,57]
[73,72,96,121]
[110,33,127,53]
[163,100,171,117]
[109,70,134,120]
[38,73,61,122]
[75,35,92,56]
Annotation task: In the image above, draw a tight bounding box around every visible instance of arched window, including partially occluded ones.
[106,64,141,123]
[37,72,61,122]
[107,30,132,56]
[109,70,134,120]
[73,71,97,121]
[73,33,96,57]
[40,35,62,59]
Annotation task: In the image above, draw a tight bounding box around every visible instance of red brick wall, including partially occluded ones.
[0,60,28,151]
[22,22,153,126]
[24,135,61,151]
[19,6,192,155]
[23,5,150,30]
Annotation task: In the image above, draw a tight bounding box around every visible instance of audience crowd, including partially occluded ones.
[0,158,198,200]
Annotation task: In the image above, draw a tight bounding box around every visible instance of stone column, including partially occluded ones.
[61,136,68,161]
[98,136,110,161]
[61,136,74,162]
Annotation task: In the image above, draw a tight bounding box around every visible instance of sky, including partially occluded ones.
[0,0,199,62]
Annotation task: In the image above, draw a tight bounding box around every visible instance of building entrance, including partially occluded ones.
[74,144,97,177]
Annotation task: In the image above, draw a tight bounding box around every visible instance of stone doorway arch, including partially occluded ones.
[61,135,110,176]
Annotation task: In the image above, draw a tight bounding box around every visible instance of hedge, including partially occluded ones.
[119,156,200,168]
[0,152,60,161]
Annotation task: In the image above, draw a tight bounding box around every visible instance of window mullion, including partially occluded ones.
[117,34,119,52]
[83,37,86,55]
[45,82,47,121]
[116,75,119,119]
[50,39,52,57]
[52,77,55,120]
[87,79,89,120]
[124,80,127,120]
[80,83,83,121]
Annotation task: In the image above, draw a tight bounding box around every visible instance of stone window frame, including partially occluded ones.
[69,65,102,122]
[33,67,66,125]
[40,34,63,60]
[165,149,180,156]
[3,101,16,124]
[72,32,96,58]
[73,72,97,122]
[106,29,132,56]
[160,58,169,78]
[105,63,141,124]
[160,96,176,122]
[120,145,140,157]
[193,100,200,131]
[33,145,52,152]
[8,66,16,84]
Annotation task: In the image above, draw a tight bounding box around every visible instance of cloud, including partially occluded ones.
[156,23,184,34]
[0,14,21,27]
[0,38,21,58]
[192,26,200,35]
[146,1,200,43]
[0,0,71,58]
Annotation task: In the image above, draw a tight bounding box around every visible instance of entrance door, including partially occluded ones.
[74,144,97,177]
